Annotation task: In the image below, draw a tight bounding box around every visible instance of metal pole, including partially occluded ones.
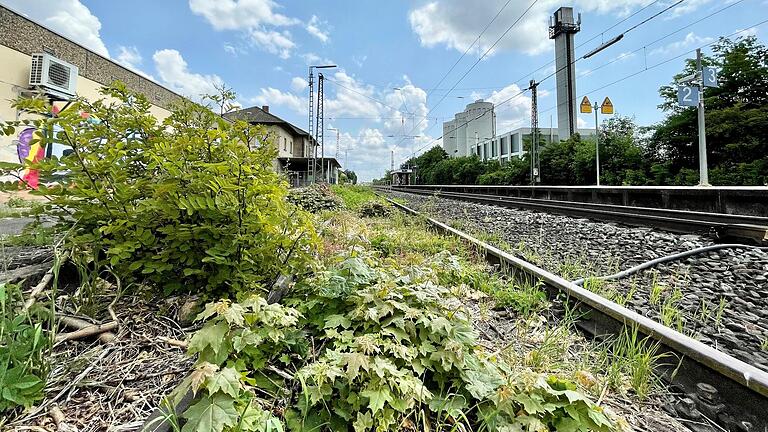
[594,102,600,186]
[308,67,315,184]
[696,48,710,186]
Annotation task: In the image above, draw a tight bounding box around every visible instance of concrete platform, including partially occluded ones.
[392,185,768,217]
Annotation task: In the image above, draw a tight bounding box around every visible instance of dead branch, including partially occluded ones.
[58,316,117,343]
[23,271,54,311]
[48,404,77,432]
[158,336,188,349]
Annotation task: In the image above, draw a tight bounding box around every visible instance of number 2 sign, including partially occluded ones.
[677,85,700,107]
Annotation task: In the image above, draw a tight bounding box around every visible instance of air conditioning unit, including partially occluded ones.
[29,53,78,98]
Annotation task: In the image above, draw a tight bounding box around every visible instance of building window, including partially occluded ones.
[512,135,520,153]
[484,142,489,159]
[501,137,508,155]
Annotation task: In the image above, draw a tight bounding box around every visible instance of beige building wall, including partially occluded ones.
[0,4,183,166]
[0,45,173,164]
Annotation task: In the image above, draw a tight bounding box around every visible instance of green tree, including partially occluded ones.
[650,36,768,185]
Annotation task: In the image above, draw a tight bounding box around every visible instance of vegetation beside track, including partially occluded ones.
[0,83,675,430]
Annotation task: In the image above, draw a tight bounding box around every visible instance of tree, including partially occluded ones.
[650,36,768,185]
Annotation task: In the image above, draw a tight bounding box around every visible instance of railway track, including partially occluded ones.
[386,186,768,245]
[383,195,768,432]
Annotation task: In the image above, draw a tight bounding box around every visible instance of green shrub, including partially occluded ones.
[358,201,392,218]
[173,251,616,432]
[288,183,343,213]
[0,83,317,297]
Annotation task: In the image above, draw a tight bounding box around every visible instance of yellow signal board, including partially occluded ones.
[601,97,614,114]
[579,96,592,113]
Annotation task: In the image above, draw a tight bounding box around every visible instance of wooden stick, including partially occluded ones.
[58,316,117,343]
[158,336,188,349]
[23,271,54,311]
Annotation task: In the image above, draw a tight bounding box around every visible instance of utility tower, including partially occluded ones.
[529,79,540,184]
[315,73,325,182]
[549,7,580,140]
[308,69,315,182]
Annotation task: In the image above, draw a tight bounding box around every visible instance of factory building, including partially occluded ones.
[441,100,495,157]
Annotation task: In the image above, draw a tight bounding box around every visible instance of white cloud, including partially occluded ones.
[152,49,223,99]
[649,32,714,56]
[115,45,156,79]
[249,27,295,59]
[189,0,310,58]
[484,83,532,133]
[243,73,434,181]
[2,0,109,56]
[188,0,298,30]
[116,46,142,70]
[306,15,330,43]
[408,0,667,57]
[290,77,308,92]
[301,52,335,66]
[250,87,306,114]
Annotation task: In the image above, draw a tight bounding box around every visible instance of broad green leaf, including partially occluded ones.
[205,367,241,398]
[360,386,392,413]
[181,394,238,432]
[352,411,373,432]
[188,321,229,356]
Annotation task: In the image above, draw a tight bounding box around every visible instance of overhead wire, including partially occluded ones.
[403,14,768,163]
[401,0,690,163]
[394,0,541,152]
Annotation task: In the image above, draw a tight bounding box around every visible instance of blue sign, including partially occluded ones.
[677,85,700,107]
[702,67,718,88]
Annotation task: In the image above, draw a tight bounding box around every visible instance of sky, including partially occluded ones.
[2,0,766,181]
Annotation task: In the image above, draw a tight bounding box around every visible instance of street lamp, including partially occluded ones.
[308,64,336,184]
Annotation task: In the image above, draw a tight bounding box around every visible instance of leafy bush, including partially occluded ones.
[174,251,616,431]
[288,183,343,213]
[0,83,317,297]
[0,283,51,413]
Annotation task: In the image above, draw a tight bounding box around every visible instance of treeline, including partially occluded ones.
[377,36,768,187]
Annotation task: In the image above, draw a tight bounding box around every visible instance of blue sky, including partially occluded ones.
[2,0,766,181]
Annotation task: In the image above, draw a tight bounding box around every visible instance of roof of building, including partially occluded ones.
[224,106,311,137]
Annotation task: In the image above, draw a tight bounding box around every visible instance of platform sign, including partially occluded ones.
[580,96,592,113]
[677,85,700,107]
[600,97,614,114]
[702,67,718,88]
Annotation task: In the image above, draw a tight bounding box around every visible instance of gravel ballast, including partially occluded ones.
[385,190,768,372]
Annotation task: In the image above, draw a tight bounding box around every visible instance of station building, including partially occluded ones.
[224,105,341,187]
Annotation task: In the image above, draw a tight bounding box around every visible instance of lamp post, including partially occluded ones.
[308,64,336,183]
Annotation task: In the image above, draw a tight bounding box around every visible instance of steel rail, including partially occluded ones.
[386,187,768,244]
[384,196,768,430]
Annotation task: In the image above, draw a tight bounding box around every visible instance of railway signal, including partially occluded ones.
[581,96,614,186]
[677,48,719,186]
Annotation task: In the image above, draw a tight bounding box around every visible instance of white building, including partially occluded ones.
[442,100,495,158]
[485,127,596,163]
